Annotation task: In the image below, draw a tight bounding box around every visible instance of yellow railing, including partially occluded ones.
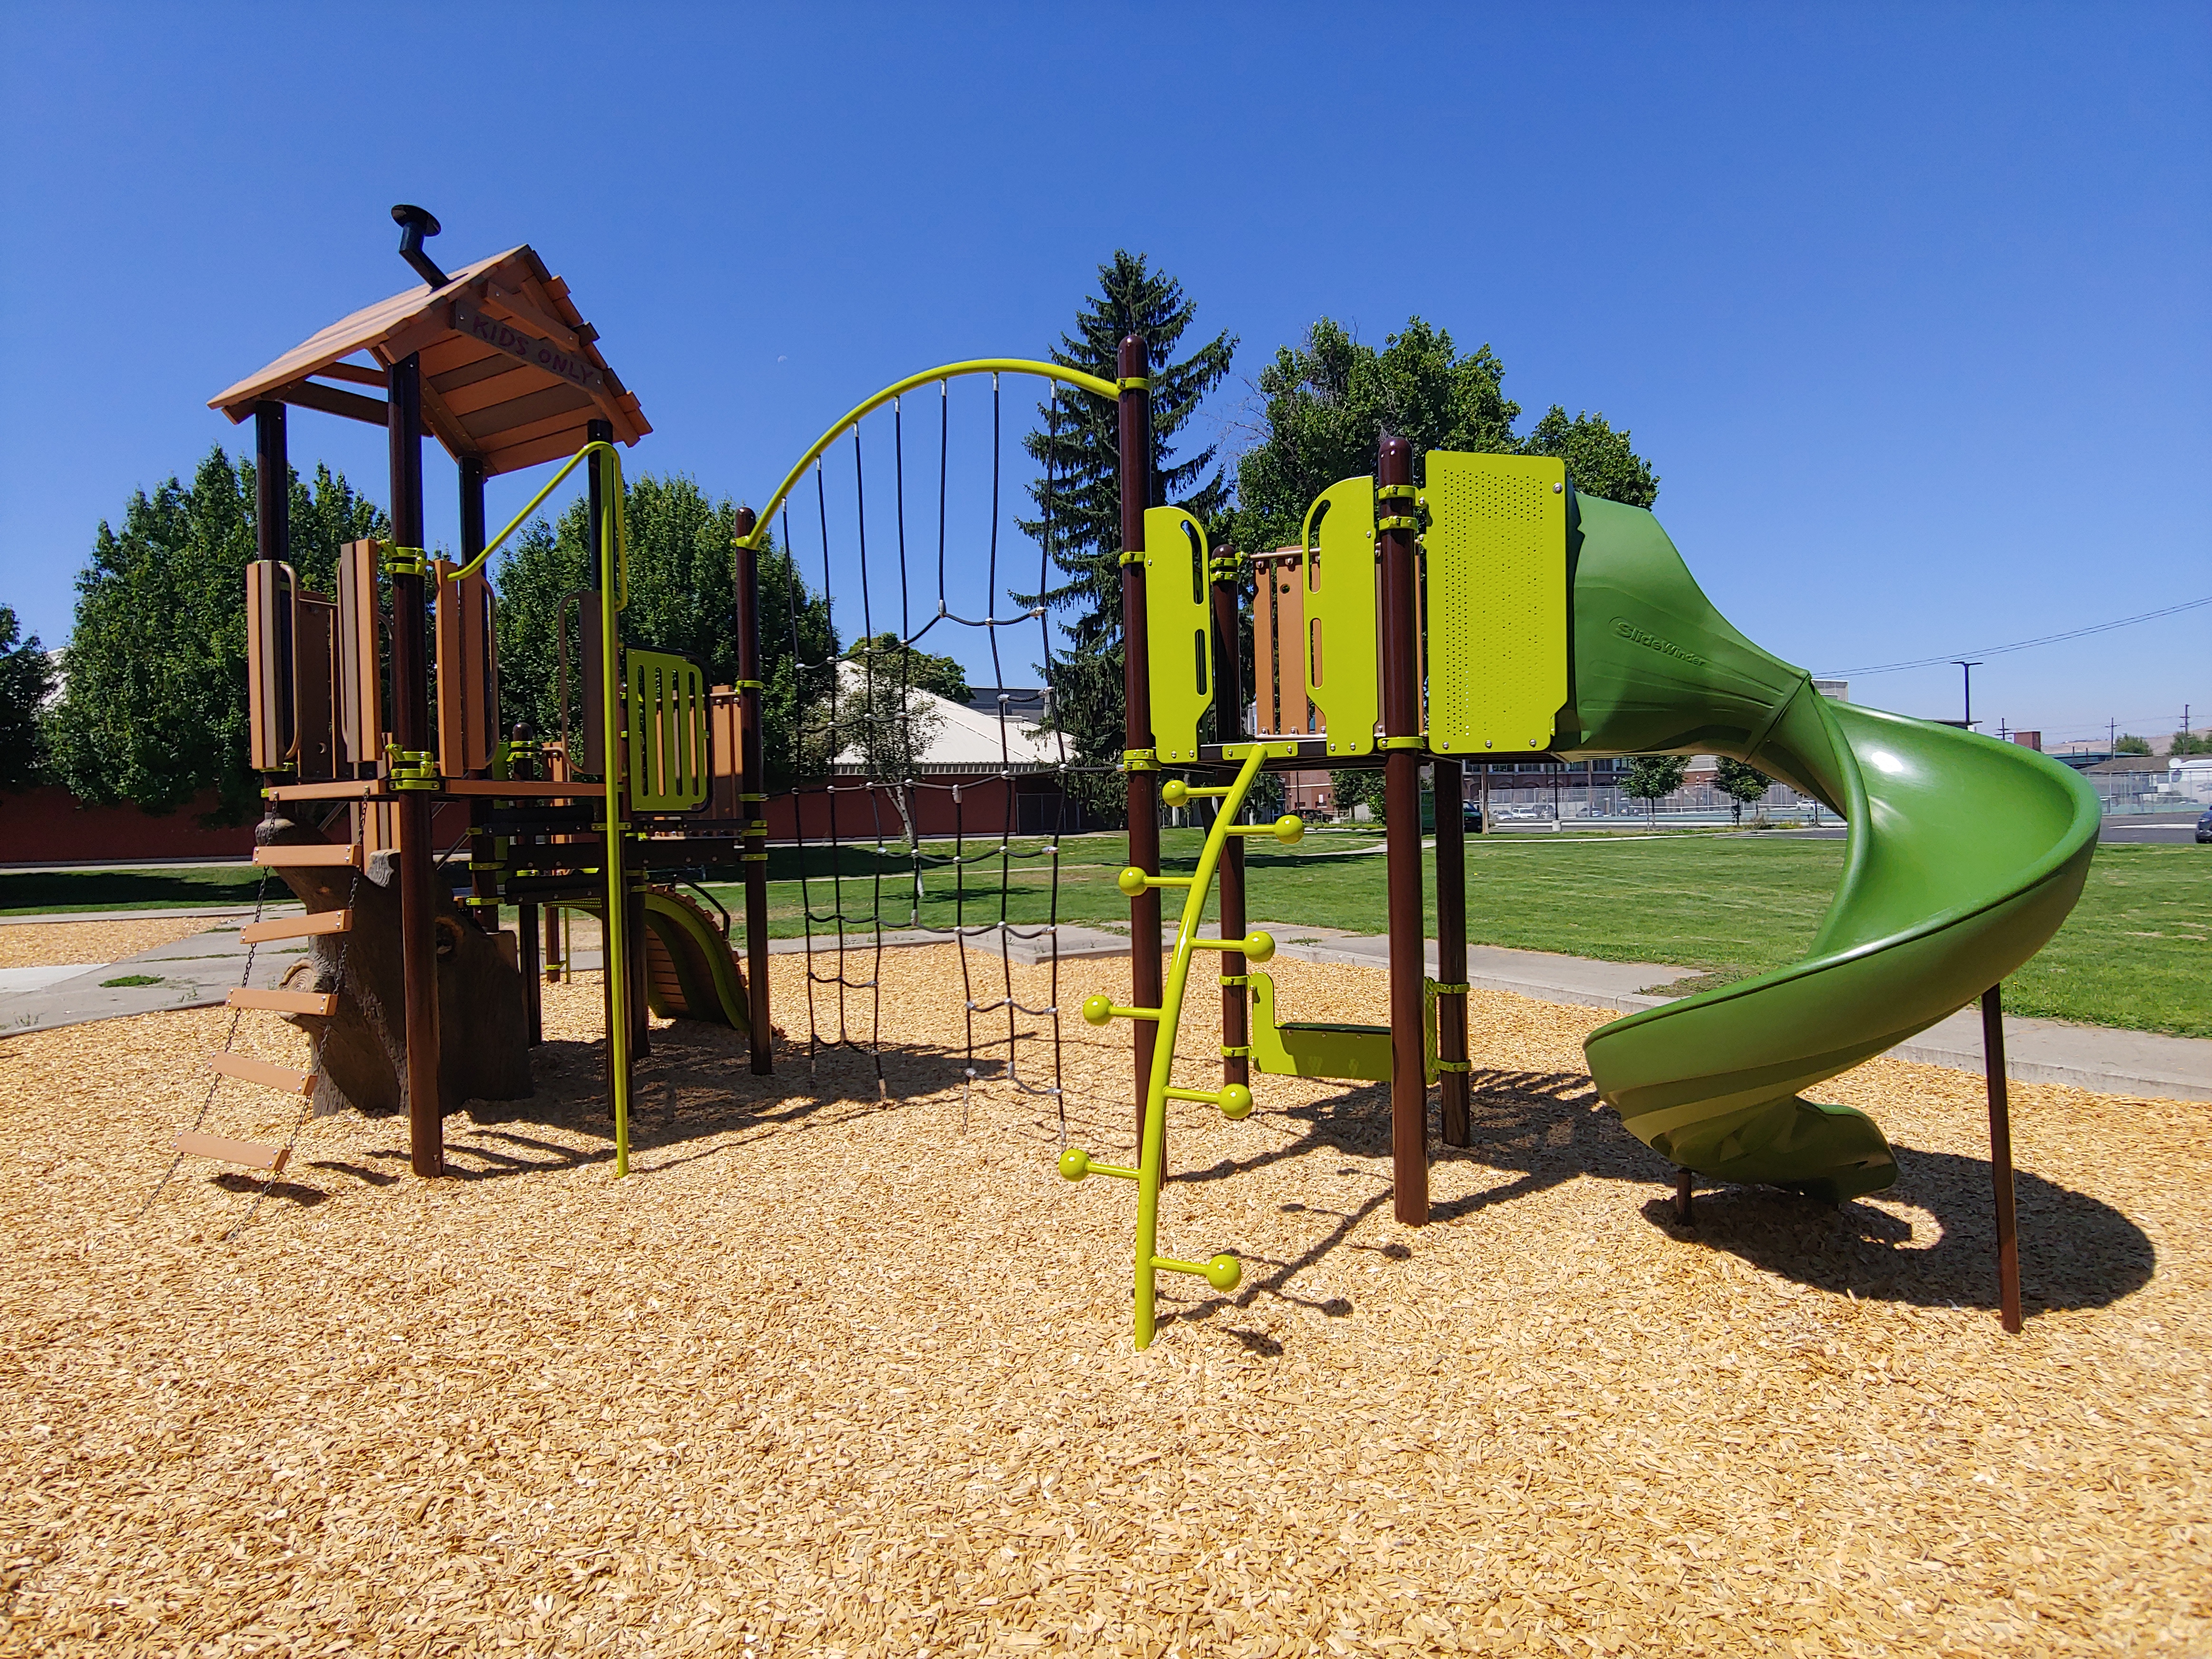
[1061,749,1308,1348]
[735,359,1121,552]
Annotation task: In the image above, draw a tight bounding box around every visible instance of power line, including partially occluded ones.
[1820,594,2212,678]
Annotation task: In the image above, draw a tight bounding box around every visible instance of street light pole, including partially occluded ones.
[1953,659,1982,728]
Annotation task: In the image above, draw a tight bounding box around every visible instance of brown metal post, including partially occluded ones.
[1211,545,1249,1091]
[513,725,543,1045]
[732,506,774,1074]
[387,353,444,1178]
[1982,984,2023,1333]
[253,400,289,566]
[1118,335,1162,1143]
[1433,755,1469,1146]
[460,457,499,933]
[1377,435,1429,1224]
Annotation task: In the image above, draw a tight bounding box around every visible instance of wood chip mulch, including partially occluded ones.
[1,943,2205,1656]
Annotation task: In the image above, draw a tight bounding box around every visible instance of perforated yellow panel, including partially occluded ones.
[1421,452,1567,755]
[1302,477,1379,757]
[1141,506,1214,764]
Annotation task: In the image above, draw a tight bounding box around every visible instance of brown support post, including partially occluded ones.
[514,725,543,1046]
[1434,755,1469,1146]
[387,353,444,1178]
[732,506,774,1074]
[253,402,293,764]
[1211,544,1249,1091]
[1982,984,2023,1333]
[1377,434,1429,1225]
[1674,1167,1695,1225]
[459,456,499,934]
[254,400,289,567]
[1118,335,1161,1144]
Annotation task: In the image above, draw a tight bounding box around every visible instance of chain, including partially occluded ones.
[136,863,273,1221]
[225,865,362,1241]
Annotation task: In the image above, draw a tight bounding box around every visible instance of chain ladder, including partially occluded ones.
[224,864,363,1241]
[135,863,273,1221]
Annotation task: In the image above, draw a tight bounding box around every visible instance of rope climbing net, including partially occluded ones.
[756,364,1122,1120]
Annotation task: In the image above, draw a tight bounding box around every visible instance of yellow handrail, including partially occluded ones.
[1065,745,1280,1348]
[735,359,1121,551]
[447,440,629,608]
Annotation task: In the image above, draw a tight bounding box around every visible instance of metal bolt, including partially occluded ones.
[1552,482,1564,494]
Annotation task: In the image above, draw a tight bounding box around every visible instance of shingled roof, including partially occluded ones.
[210,245,648,477]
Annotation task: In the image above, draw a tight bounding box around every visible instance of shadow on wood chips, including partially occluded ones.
[1166,1061,2152,1323]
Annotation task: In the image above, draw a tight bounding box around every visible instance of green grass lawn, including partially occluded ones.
[0,864,269,915]
[11,829,2198,1038]
[705,830,2207,1039]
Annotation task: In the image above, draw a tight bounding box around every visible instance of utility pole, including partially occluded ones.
[2108,717,2116,755]
[1953,660,1982,728]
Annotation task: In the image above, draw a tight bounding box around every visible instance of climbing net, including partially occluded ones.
[763,367,1120,1119]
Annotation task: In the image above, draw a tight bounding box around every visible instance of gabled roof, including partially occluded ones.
[210,245,648,477]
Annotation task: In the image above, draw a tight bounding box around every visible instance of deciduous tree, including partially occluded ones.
[0,604,54,790]
[45,449,384,821]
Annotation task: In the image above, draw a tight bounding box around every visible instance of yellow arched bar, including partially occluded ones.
[735,358,1123,550]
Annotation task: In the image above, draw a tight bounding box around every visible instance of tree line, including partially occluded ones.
[4,256,1703,823]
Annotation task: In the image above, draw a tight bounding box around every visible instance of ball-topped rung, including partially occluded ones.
[1161,778,1190,806]
[1058,1147,1092,1181]
[1204,1254,1242,1291]
[1244,930,1276,963]
[1218,1083,1254,1120]
[1272,814,1305,845]
[1081,993,1116,1027]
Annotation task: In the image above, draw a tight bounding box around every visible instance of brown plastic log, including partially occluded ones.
[241,909,352,944]
[208,1052,314,1096]
[174,1130,290,1173]
[226,987,341,1017]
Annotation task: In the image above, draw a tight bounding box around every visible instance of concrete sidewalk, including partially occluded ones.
[7,911,2204,1105]
[0,924,309,1034]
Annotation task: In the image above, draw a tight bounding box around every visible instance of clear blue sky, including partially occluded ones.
[3,3,2205,745]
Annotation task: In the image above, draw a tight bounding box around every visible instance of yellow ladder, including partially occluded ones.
[1059,744,1306,1348]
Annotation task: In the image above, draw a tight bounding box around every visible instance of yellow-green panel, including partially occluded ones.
[1248,972,1393,1081]
[626,649,710,811]
[1302,477,1379,757]
[1141,505,1214,764]
[1421,452,1568,755]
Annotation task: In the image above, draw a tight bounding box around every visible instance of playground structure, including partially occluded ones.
[1053,357,2102,1348]
[181,209,2101,1355]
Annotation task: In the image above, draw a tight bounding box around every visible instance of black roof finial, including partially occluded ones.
[390,204,449,288]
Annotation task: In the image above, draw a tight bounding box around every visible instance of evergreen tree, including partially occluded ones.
[1019,252,1236,814]
[491,473,836,791]
[0,604,55,790]
[45,449,384,821]
[1231,317,1658,556]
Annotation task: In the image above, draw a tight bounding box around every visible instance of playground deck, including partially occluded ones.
[1,942,2204,1654]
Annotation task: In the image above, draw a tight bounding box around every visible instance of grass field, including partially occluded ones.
[697,830,2207,1039]
[6,831,2202,1037]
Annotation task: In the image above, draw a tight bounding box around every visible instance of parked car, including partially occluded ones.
[1462,804,1484,832]
[2197,806,2212,844]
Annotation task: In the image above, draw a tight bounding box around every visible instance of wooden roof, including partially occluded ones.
[210,245,648,477]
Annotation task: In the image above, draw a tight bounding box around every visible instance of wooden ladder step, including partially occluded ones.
[226,987,339,1017]
[240,909,352,944]
[174,1129,291,1173]
[252,843,362,868]
[208,1053,314,1096]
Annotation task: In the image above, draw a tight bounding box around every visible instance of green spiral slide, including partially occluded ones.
[1559,494,2102,1202]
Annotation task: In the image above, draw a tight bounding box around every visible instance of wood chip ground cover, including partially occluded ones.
[0,939,2204,1656]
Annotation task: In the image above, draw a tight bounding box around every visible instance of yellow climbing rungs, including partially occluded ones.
[226,987,339,1017]
[251,843,362,868]
[207,1053,314,1096]
[240,909,352,944]
[173,1129,291,1173]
